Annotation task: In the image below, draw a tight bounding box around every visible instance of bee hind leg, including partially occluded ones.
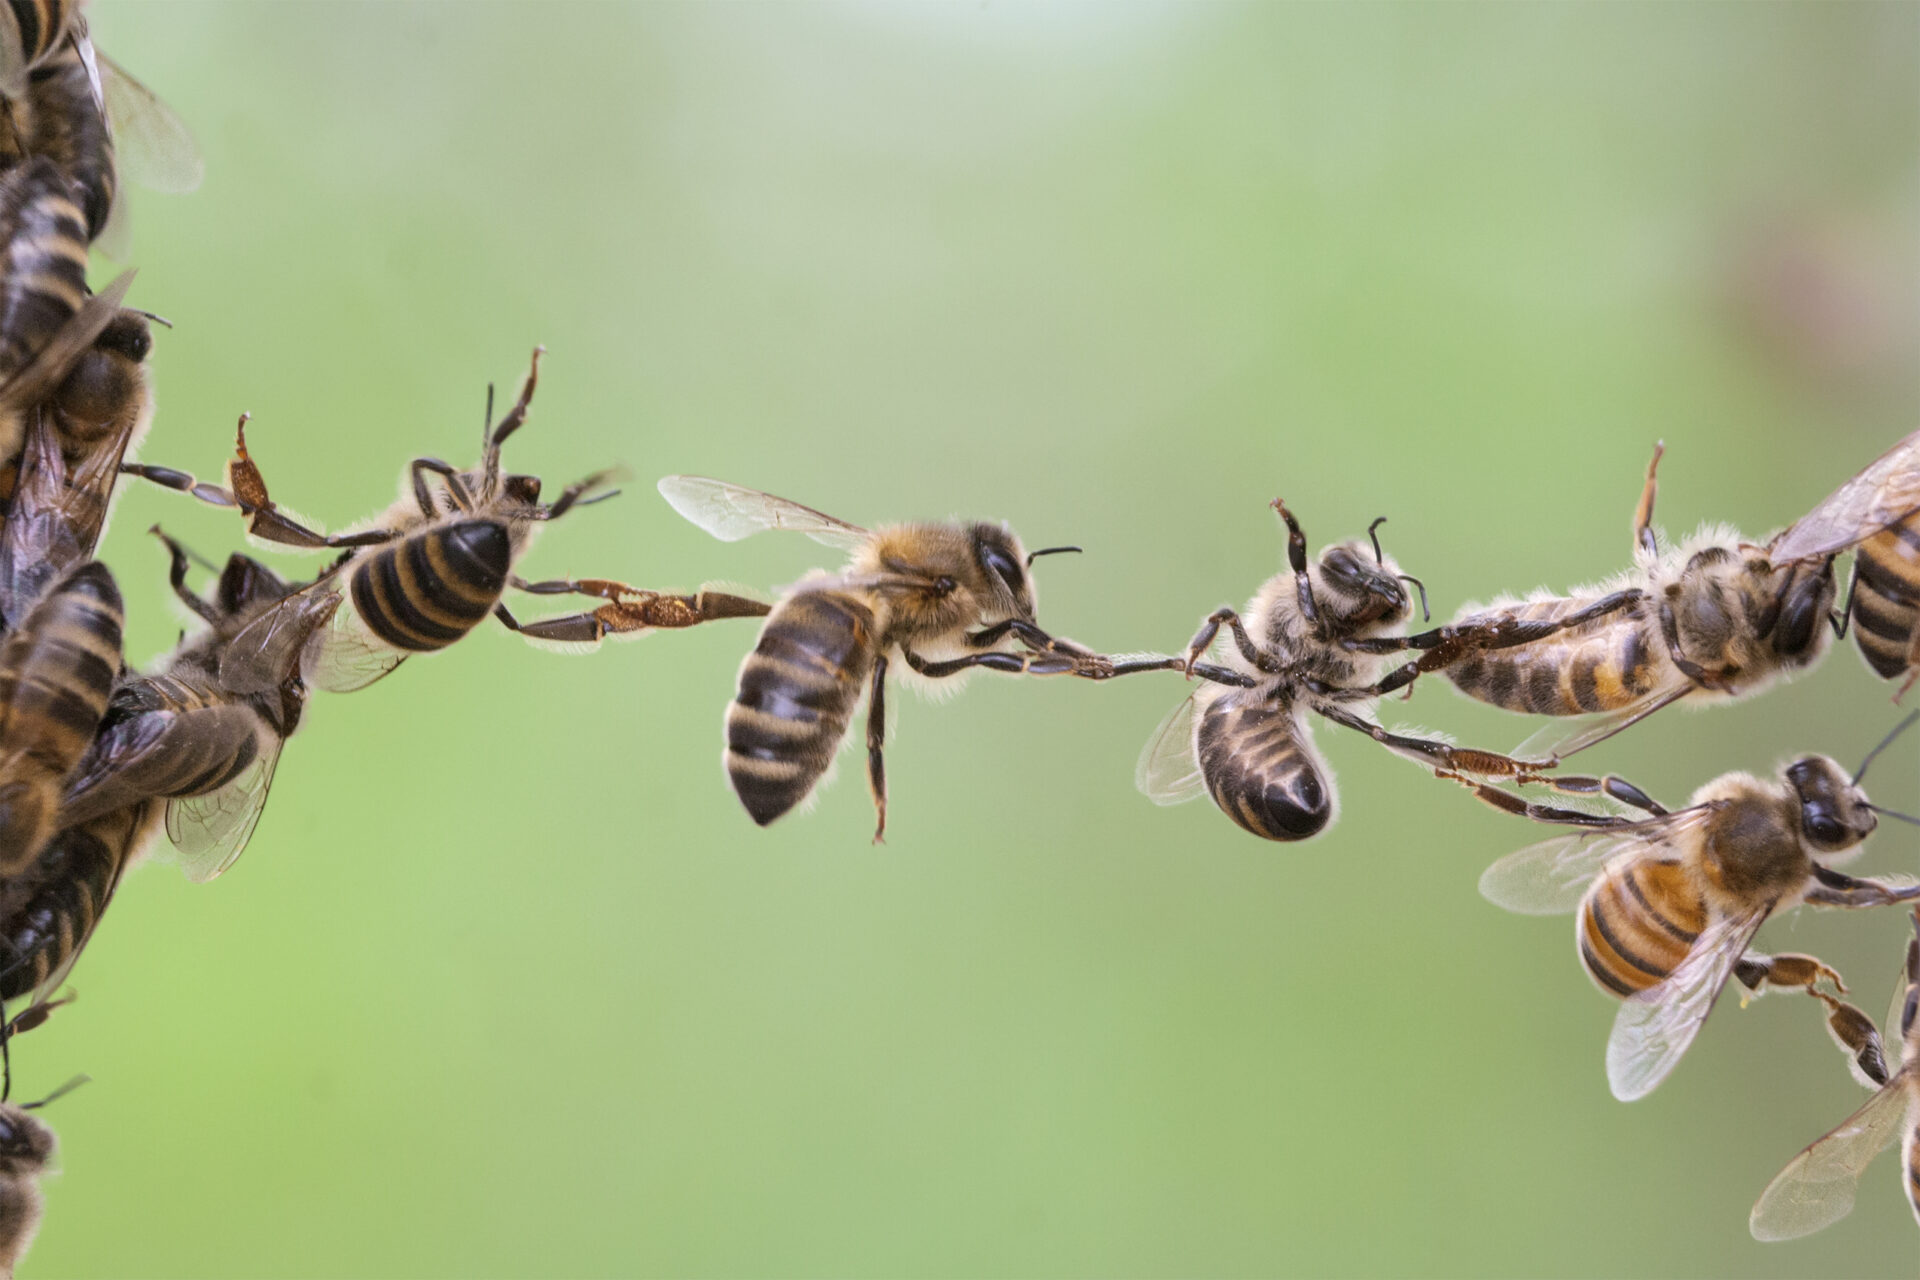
[1735,958,1888,1087]
[1313,700,1564,782]
[499,577,771,644]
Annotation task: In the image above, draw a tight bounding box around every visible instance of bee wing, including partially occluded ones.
[1749,1073,1911,1241]
[1478,807,1714,916]
[0,271,134,410]
[1769,428,1920,563]
[299,594,408,693]
[656,476,868,550]
[218,583,344,694]
[99,53,204,194]
[1136,689,1207,805]
[1607,905,1771,1101]
[1512,684,1691,764]
[162,732,283,883]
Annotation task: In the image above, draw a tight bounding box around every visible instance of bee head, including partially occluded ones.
[0,1107,50,1165]
[214,554,290,619]
[1315,542,1409,631]
[1784,755,1876,853]
[50,312,151,447]
[969,523,1037,617]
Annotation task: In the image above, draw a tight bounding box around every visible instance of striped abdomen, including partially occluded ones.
[0,800,142,1003]
[1194,688,1331,841]
[0,0,76,80]
[1447,596,1663,715]
[0,156,86,384]
[349,518,509,653]
[726,589,876,826]
[1576,859,1706,997]
[1849,518,1920,682]
[0,560,120,872]
[24,38,111,238]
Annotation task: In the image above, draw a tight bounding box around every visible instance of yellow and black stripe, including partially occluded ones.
[0,560,121,872]
[0,0,76,78]
[1194,688,1331,841]
[1576,859,1704,997]
[0,801,140,1003]
[24,35,113,240]
[0,156,88,385]
[349,518,510,653]
[726,589,876,826]
[1448,598,1662,715]
[1849,516,1920,682]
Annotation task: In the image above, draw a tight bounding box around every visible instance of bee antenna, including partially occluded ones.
[130,308,172,329]
[1398,574,1430,622]
[481,383,496,447]
[1867,804,1920,827]
[1025,545,1082,567]
[21,1075,89,1111]
[1366,517,1388,565]
[1854,710,1920,785]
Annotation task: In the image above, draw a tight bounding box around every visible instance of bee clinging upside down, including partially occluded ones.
[1407,443,1844,762]
[1751,907,1920,1242]
[1137,500,1563,842]
[659,475,1158,841]
[133,348,770,693]
[1475,712,1920,1101]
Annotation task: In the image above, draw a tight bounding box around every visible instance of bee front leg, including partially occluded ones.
[867,657,888,844]
[1271,499,1327,642]
[1805,865,1920,907]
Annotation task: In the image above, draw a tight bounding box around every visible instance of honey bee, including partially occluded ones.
[1476,713,1920,1101]
[137,349,769,693]
[1751,908,1920,1241]
[0,802,152,1014]
[56,534,331,881]
[1136,500,1559,841]
[0,559,120,873]
[658,474,1146,840]
[1767,428,1920,700]
[0,1068,84,1280]
[1412,443,1844,761]
[0,1,201,246]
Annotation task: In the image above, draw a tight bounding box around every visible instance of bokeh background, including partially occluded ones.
[22,2,1919,1275]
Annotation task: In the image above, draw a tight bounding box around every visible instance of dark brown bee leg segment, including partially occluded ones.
[1633,441,1665,559]
[1804,865,1920,907]
[1434,772,1632,828]
[118,463,241,510]
[899,648,1080,678]
[1530,772,1667,816]
[496,577,772,643]
[1831,560,1859,640]
[1183,660,1259,687]
[867,656,888,843]
[1311,701,1558,779]
[1270,499,1325,640]
[1735,953,1846,995]
[1730,958,1890,1086]
[1813,990,1891,1087]
[1183,608,1281,676]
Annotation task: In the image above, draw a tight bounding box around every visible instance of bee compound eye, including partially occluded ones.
[1806,813,1845,846]
[982,547,1022,593]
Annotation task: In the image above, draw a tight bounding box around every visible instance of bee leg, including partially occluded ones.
[899,647,1084,678]
[867,657,888,844]
[119,462,242,510]
[1312,701,1563,780]
[1832,560,1860,641]
[1633,441,1665,559]
[1177,608,1280,678]
[1656,597,1741,693]
[1345,589,1650,694]
[1732,958,1889,1087]
[1814,989,1892,1088]
[1805,865,1920,907]
[1431,771,1633,828]
[1270,499,1327,641]
[148,527,221,626]
[500,577,770,642]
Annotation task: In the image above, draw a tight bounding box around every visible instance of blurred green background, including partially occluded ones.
[20,1,1918,1275]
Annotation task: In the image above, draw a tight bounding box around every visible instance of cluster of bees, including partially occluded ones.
[0,4,1906,1271]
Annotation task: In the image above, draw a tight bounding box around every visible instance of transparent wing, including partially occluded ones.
[218,583,343,694]
[1478,807,1713,916]
[300,594,407,693]
[1608,906,1770,1101]
[1513,684,1691,764]
[0,271,133,409]
[160,733,283,883]
[1136,690,1207,805]
[1770,428,1920,564]
[1750,1076,1911,1241]
[656,476,867,549]
[99,53,204,193]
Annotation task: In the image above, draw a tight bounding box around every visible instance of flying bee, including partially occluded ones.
[1751,908,1920,1242]
[0,559,120,874]
[134,348,770,694]
[56,534,332,881]
[0,3,201,247]
[1762,428,1920,700]
[0,1066,84,1280]
[1475,712,1920,1101]
[1136,500,1565,842]
[1394,443,1847,762]
[658,474,1150,841]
